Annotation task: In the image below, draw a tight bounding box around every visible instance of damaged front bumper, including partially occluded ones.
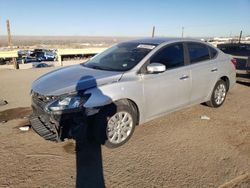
[30,94,93,142]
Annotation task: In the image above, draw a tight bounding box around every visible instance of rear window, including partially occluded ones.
[188,43,210,63]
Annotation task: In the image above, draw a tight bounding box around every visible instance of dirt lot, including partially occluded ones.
[0,68,250,187]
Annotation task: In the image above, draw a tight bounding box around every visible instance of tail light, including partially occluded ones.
[231,58,237,69]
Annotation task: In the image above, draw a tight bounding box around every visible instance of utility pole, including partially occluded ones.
[6,19,18,69]
[6,20,12,47]
[152,26,155,38]
[181,26,184,38]
[238,30,242,44]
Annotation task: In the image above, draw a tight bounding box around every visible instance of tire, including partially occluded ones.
[91,100,137,148]
[206,79,227,108]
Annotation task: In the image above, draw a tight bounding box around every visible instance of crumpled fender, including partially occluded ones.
[83,80,144,122]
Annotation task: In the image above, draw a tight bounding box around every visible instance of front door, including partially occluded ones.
[142,43,191,120]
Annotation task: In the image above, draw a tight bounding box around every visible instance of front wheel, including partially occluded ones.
[92,100,137,148]
[206,79,227,108]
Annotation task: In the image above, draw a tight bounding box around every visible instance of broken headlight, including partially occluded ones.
[45,94,90,112]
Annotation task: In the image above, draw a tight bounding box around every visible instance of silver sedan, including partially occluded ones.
[30,38,236,148]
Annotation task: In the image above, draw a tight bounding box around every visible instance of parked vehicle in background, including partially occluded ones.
[247,56,250,73]
[30,38,236,148]
[18,50,33,57]
[217,43,250,71]
[217,43,250,57]
[33,62,50,68]
[0,58,6,65]
[36,51,56,61]
[0,58,12,65]
[17,56,41,64]
[31,49,56,61]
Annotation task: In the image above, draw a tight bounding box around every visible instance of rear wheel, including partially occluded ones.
[92,100,137,148]
[206,79,227,108]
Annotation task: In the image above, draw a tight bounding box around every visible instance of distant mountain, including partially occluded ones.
[0,35,136,48]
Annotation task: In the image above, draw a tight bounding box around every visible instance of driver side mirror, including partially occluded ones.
[146,63,166,73]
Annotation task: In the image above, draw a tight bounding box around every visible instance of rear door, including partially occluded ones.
[142,43,191,119]
[186,42,218,103]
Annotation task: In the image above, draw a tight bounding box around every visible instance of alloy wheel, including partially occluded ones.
[107,111,133,144]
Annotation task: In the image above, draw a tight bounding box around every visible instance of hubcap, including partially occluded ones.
[214,83,226,105]
[107,111,133,144]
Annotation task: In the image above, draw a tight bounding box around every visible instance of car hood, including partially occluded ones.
[32,64,123,96]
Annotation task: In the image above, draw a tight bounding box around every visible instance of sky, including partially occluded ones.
[0,0,249,37]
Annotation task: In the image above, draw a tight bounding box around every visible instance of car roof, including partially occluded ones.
[123,37,202,45]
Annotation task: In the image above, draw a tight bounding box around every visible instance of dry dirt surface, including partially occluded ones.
[0,68,250,187]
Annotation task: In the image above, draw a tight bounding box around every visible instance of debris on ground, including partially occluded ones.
[0,99,8,106]
[19,126,30,131]
[200,115,210,120]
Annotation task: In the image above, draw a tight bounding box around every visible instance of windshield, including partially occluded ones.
[83,42,156,71]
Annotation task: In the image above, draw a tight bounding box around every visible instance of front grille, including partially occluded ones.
[31,91,58,110]
[32,91,57,103]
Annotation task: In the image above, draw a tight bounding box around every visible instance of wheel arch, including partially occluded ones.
[220,76,230,91]
[112,98,140,126]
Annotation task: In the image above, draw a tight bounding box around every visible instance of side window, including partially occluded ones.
[188,43,210,63]
[151,43,184,69]
[209,46,218,59]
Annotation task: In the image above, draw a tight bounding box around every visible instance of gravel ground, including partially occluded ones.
[0,68,250,187]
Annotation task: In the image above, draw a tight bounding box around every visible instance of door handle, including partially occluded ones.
[211,68,218,72]
[179,75,189,80]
